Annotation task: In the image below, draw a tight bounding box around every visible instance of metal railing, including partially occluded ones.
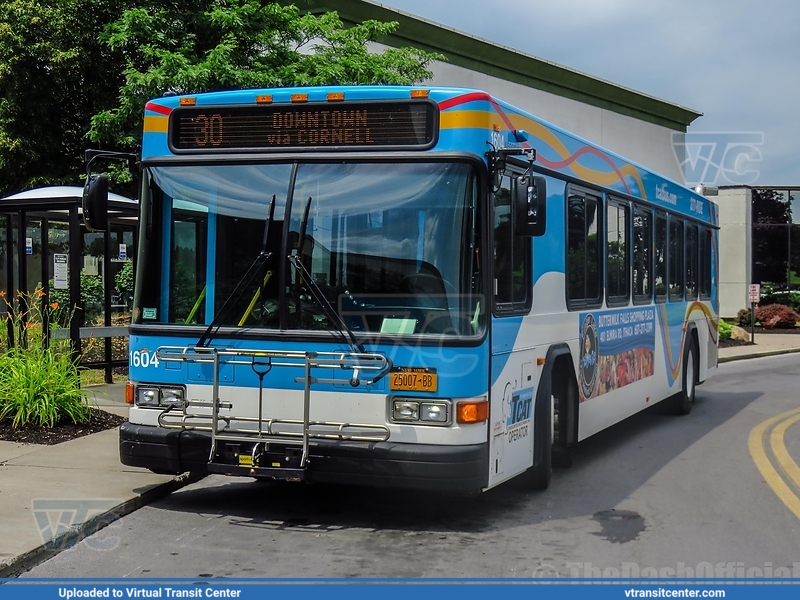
[154,346,392,468]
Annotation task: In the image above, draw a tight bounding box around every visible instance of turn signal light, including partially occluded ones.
[456,400,489,424]
[125,381,135,404]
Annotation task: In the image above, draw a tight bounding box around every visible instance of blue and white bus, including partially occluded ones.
[98,85,718,492]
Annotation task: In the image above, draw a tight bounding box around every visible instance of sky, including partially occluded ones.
[376,0,800,187]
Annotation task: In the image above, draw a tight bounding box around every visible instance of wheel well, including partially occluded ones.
[549,350,579,448]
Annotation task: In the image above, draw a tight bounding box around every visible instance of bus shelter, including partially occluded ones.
[0,186,138,383]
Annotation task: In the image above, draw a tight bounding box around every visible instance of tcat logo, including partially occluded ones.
[507,389,532,426]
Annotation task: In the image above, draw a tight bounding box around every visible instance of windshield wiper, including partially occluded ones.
[197,195,276,347]
[289,197,365,354]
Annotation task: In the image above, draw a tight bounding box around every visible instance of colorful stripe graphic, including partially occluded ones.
[438,92,647,199]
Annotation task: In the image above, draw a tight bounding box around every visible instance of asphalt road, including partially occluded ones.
[22,354,800,580]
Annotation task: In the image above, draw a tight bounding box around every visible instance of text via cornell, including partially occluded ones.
[58,588,242,599]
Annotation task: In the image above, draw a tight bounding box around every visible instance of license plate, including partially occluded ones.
[238,454,253,467]
[389,367,437,392]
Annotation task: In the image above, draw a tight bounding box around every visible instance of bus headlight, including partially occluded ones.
[391,399,450,425]
[136,387,160,407]
[392,400,419,421]
[160,387,185,406]
[135,385,186,408]
[420,402,448,423]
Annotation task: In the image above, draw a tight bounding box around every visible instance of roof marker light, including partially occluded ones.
[180,97,196,106]
[327,92,345,101]
[256,95,273,104]
[410,89,429,98]
[291,93,309,103]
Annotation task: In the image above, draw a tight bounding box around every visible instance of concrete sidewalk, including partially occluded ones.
[1,334,799,577]
[0,383,190,577]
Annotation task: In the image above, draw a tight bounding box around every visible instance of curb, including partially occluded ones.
[0,471,202,578]
[719,346,800,363]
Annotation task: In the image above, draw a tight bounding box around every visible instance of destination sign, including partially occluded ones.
[170,101,437,152]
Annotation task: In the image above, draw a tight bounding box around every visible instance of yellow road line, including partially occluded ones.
[771,411,800,491]
[748,407,800,519]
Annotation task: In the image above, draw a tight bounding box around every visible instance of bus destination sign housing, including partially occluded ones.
[169,100,438,153]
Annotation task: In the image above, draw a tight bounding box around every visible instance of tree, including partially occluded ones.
[751,189,792,287]
[0,0,131,197]
[89,1,444,153]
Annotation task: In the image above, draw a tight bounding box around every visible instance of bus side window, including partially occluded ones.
[633,206,652,304]
[699,227,712,300]
[686,223,698,300]
[493,175,530,313]
[566,187,602,308]
[654,212,667,303]
[606,199,630,306]
[668,216,684,302]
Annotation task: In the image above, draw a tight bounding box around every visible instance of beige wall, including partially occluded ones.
[427,59,685,183]
[717,187,752,318]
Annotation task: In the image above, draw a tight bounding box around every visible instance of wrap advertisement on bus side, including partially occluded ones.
[579,307,656,401]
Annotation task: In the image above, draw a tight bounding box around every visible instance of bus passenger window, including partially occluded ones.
[633,207,652,304]
[685,223,698,300]
[668,217,684,301]
[567,189,602,307]
[654,213,667,303]
[699,227,712,300]
[606,200,629,305]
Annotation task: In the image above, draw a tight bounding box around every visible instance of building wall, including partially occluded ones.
[717,186,752,318]
[425,59,686,183]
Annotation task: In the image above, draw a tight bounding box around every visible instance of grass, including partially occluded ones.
[0,290,95,428]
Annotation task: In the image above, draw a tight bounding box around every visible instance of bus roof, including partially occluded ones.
[142,85,717,226]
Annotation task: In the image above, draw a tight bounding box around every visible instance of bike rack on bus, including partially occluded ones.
[154,346,392,481]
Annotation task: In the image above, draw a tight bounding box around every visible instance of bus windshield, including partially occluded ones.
[136,161,483,337]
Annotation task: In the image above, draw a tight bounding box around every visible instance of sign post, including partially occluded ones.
[748,284,760,343]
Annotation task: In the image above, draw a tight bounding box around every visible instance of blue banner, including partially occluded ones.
[2,581,800,600]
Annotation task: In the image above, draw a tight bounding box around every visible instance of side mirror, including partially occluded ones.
[83,173,109,231]
[514,174,546,237]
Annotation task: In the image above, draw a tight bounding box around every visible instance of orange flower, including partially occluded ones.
[35,289,45,297]
[50,302,59,310]
[25,321,33,329]
[0,290,5,297]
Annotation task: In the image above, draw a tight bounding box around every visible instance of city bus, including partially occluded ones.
[94,85,719,492]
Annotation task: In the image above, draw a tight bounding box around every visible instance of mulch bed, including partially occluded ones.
[0,409,125,445]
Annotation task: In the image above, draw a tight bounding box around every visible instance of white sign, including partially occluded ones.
[749,283,761,304]
[25,237,33,255]
[119,243,127,260]
[53,254,68,289]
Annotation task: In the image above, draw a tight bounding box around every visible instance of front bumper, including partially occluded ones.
[119,422,488,492]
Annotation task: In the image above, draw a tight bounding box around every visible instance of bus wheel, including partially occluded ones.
[673,339,697,415]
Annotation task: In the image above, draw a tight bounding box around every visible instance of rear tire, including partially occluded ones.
[674,339,697,415]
